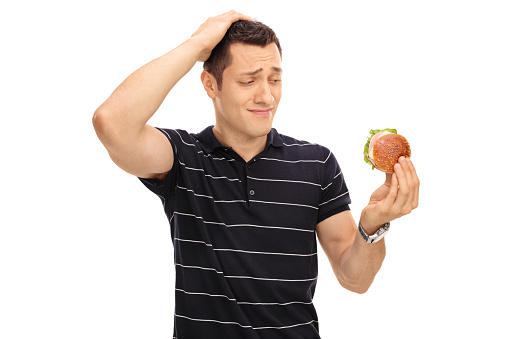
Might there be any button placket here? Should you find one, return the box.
[246,160,256,201]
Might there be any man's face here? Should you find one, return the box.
[213,43,282,141]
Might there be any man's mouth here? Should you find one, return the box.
[249,108,272,116]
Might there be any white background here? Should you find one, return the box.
[1,0,508,338]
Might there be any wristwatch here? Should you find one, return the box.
[358,221,390,243]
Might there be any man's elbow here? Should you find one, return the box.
[338,279,372,294]
[92,108,122,149]
[92,108,108,138]
[348,284,371,294]
[336,266,380,294]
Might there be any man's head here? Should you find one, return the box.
[201,19,283,145]
[203,20,282,90]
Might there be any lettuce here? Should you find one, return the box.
[363,128,398,169]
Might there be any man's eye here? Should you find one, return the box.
[240,81,254,85]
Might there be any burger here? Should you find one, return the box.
[364,128,411,173]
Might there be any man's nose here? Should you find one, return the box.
[254,81,274,105]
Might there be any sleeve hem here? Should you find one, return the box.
[317,205,350,224]
[137,127,177,194]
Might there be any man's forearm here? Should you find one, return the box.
[336,230,386,294]
[94,38,203,134]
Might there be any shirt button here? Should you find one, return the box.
[247,165,251,169]
[249,190,255,196]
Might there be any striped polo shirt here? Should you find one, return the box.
[139,126,351,339]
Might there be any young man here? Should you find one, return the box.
[93,10,419,338]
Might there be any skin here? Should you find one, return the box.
[202,43,282,162]
[92,10,420,294]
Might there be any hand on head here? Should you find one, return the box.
[191,11,253,62]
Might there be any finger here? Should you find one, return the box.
[393,158,411,213]
[407,158,420,209]
[223,10,253,22]
[401,158,416,213]
[235,12,254,21]
[385,169,398,206]
[399,157,417,214]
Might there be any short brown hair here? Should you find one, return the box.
[203,20,282,90]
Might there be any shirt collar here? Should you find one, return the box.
[196,125,284,153]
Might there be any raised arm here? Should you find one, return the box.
[92,11,252,180]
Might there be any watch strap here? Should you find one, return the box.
[358,221,390,243]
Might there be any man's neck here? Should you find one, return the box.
[212,126,267,162]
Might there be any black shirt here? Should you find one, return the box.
[139,126,351,339]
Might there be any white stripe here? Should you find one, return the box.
[172,211,314,233]
[176,314,251,329]
[175,288,312,306]
[175,263,317,282]
[157,128,173,142]
[237,300,313,306]
[174,130,196,147]
[254,319,318,330]
[178,160,241,181]
[178,159,204,172]
[321,171,342,191]
[198,151,236,162]
[177,185,246,203]
[176,288,236,302]
[175,238,213,247]
[259,157,327,164]
[173,129,238,164]
[250,199,318,210]
[173,130,235,162]
[322,150,332,163]
[177,185,215,200]
[216,222,314,233]
[205,174,241,182]
[175,263,224,274]
[319,191,349,206]
[214,248,317,257]
[177,186,318,208]
[260,150,331,164]
[282,142,317,147]
[224,275,317,282]
[247,176,321,187]
[176,314,318,330]
[175,237,317,257]
[173,211,204,220]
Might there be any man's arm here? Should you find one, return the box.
[92,11,252,180]
[316,157,419,294]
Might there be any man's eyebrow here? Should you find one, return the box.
[239,67,283,76]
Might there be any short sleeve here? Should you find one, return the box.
[317,149,351,223]
[138,128,178,208]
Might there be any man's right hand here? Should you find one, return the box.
[191,10,253,62]
[93,10,251,182]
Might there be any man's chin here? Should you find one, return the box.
[251,123,273,138]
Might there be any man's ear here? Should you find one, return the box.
[201,70,218,99]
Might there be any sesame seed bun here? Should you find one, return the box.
[371,133,411,173]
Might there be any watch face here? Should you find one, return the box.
[376,227,387,237]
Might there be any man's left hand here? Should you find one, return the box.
[360,156,420,234]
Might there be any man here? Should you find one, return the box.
[93,10,419,339]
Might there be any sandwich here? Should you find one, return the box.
[364,128,411,173]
